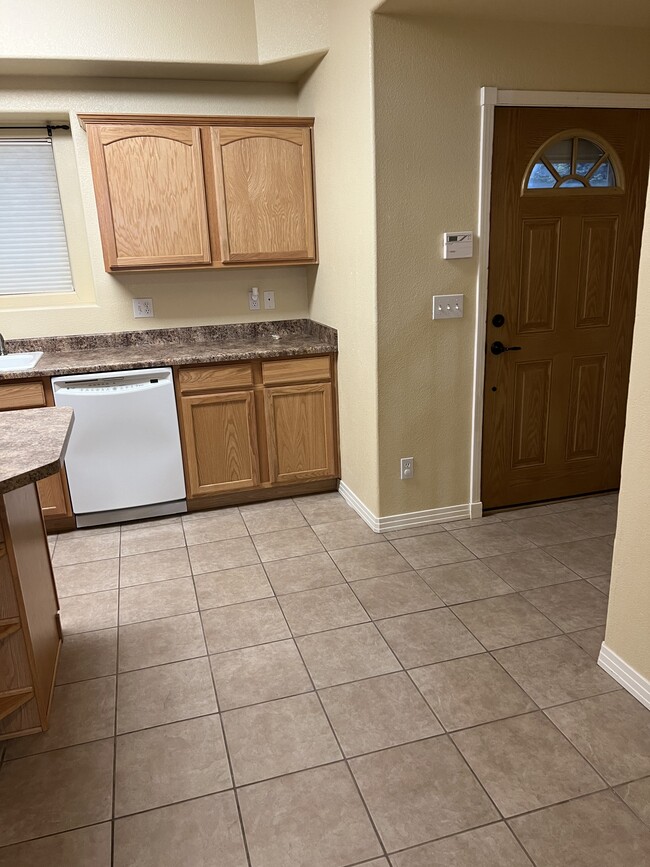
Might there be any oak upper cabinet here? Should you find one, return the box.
[211,126,317,264]
[263,357,337,484]
[80,115,317,271]
[85,124,212,270]
[177,365,260,498]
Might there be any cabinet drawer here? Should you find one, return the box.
[0,382,46,411]
[262,356,331,386]
[178,364,254,394]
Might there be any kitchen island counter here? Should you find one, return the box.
[0,406,72,739]
[0,407,74,493]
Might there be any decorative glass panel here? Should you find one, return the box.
[576,138,604,175]
[590,160,616,187]
[525,134,619,192]
[545,138,572,177]
[528,162,556,189]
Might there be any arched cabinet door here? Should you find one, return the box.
[211,127,317,264]
[87,124,212,270]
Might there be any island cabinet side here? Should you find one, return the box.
[0,483,61,739]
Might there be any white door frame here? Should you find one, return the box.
[469,87,650,516]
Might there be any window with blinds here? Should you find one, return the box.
[0,138,74,295]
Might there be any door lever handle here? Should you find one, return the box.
[491,341,522,355]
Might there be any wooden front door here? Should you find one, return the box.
[482,107,650,510]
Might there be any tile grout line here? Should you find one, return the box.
[268,584,392,863]
[183,511,255,867]
[110,522,122,863]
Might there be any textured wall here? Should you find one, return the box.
[605,180,650,681]
[0,0,259,64]
[255,0,328,63]
[373,13,650,516]
[298,0,381,514]
[0,78,308,338]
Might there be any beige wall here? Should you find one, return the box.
[0,77,309,339]
[605,179,650,682]
[0,0,259,65]
[255,0,328,62]
[298,0,382,513]
[373,13,650,516]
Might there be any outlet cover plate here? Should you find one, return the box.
[133,298,154,318]
[400,457,414,480]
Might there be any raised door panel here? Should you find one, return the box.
[518,219,560,333]
[511,360,553,468]
[565,355,607,461]
[576,216,618,328]
[87,124,211,269]
[181,392,259,498]
[265,383,336,484]
[212,127,316,263]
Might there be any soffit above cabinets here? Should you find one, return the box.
[0,51,327,84]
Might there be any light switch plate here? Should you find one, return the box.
[432,294,464,320]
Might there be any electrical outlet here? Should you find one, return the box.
[400,457,414,480]
[133,298,154,318]
[263,290,276,310]
[249,287,261,311]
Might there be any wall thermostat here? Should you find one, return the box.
[443,232,473,259]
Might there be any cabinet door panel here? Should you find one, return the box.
[212,127,316,263]
[181,392,259,497]
[36,471,71,518]
[265,383,336,484]
[88,124,211,269]
[0,383,45,411]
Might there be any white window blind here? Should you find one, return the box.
[0,138,74,295]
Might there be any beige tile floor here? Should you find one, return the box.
[1,491,649,866]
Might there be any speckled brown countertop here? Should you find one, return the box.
[0,319,337,381]
[0,407,74,494]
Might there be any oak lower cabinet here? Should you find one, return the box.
[180,391,260,497]
[177,355,338,504]
[262,357,338,484]
[0,381,72,523]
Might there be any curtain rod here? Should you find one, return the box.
[0,124,70,136]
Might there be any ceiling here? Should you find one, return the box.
[377,0,650,29]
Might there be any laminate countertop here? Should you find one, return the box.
[0,407,74,494]
[0,319,337,381]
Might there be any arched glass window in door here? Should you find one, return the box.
[525,132,622,192]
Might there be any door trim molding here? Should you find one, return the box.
[470,87,650,514]
[598,642,650,710]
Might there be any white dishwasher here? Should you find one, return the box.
[52,367,186,527]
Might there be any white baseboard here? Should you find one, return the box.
[338,481,472,533]
[598,643,650,711]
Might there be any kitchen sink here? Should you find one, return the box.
[0,352,43,371]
